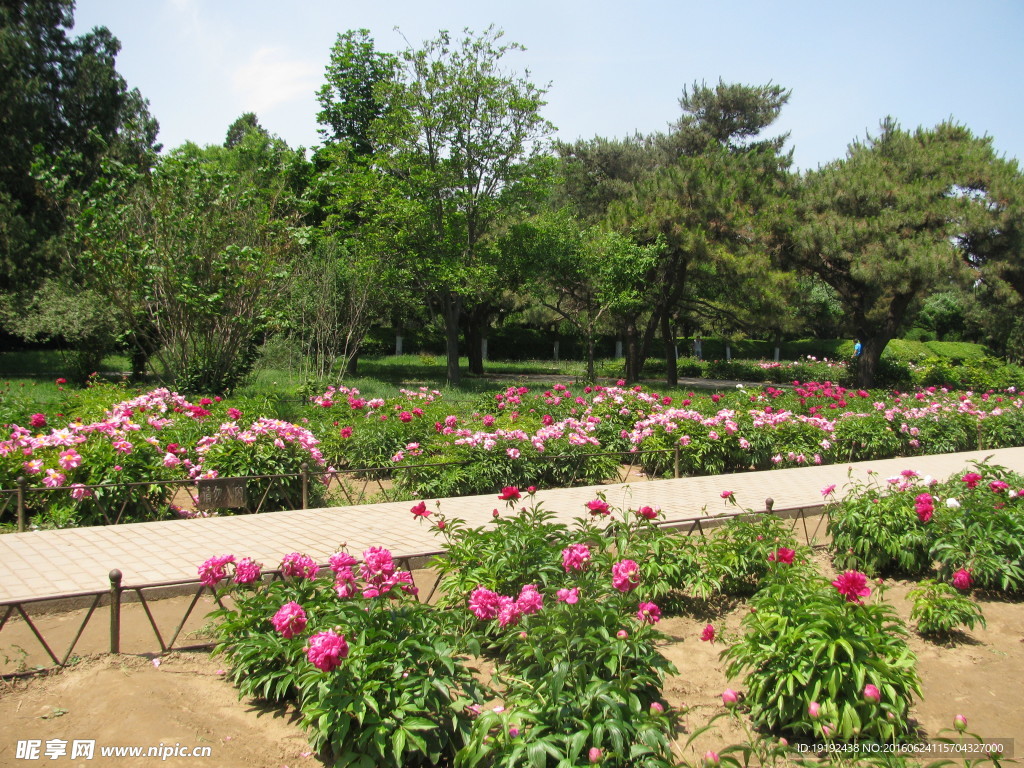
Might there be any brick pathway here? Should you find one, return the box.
[2,447,1023,603]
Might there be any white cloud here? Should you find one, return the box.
[231,47,320,113]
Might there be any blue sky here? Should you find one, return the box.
[73,0,1023,170]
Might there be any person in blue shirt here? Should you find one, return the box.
[854,339,862,357]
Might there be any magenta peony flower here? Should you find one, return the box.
[586,498,611,515]
[233,557,262,584]
[768,547,795,564]
[497,595,522,627]
[271,601,307,638]
[832,570,871,603]
[561,543,591,572]
[306,629,348,671]
[516,584,544,615]
[498,486,521,501]
[468,587,501,620]
[700,624,716,643]
[952,568,973,590]
[636,505,658,520]
[328,551,358,573]
[636,602,661,624]
[962,472,983,489]
[821,484,837,497]
[611,559,640,593]
[360,547,395,581]
[720,490,733,499]
[198,554,236,587]
[280,552,319,580]
[410,500,430,517]
[29,413,46,429]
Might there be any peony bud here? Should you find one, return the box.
[954,714,968,732]
[808,701,821,719]
[703,751,721,768]
[863,683,881,703]
[650,702,664,714]
[588,747,602,763]
[721,689,739,707]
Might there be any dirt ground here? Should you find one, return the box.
[1,560,1022,768]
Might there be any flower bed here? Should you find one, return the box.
[204,468,1018,766]
[3,376,1024,529]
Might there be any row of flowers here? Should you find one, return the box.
[4,377,1024,526]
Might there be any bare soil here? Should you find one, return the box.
[1,560,1022,768]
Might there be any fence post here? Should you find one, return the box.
[109,569,123,654]
[300,462,309,510]
[16,476,27,532]
[765,497,775,514]
[673,446,680,479]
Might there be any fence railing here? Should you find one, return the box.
[1,501,830,677]
[1,448,683,532]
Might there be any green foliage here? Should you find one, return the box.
[212,561,485,768]
[828,462,1024,593]
[722,563,921,742]
[907,580,986,638]
[695,513,800,597]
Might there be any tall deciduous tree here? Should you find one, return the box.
[70,131,303,393]
[375,26,554,384]
[793,118,1010,387]
[0,0,158,290]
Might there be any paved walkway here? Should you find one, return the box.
[3,447,1023,603]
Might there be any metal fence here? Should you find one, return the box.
[1,447,684,532]
[0,499,831,677]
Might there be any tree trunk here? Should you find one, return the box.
[585,336,596,382]
[466,318,483,375]
[442,298,462,385]
[625,322,640,383]
[661,311,677,387]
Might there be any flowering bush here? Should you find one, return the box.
[721,561,921,742]
[829,462,1024,592]
[209,548,485,768]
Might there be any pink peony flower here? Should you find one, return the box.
[280,552,319,580]
[271,601,307,638]
[556,587,579,604]
[768,547,795,564]
[233,557,262,584]
[517,584,544,614]
[952,568,973,590]
[468,587,501,620]
[586,498,611,515]
[589,747,603,764]
[561,543,591,572]
[636,602,661,624]
[832,570,871,603]
[328,551,359,572]
[700,624,716,643]
[821,484,837,497]
[720,490,733,499]
[360,547,396,580]
[306,629,348,671]
[611,559,640,592]
[58,449,82,470]
[198,554,236,587]
[497,595,522,627]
